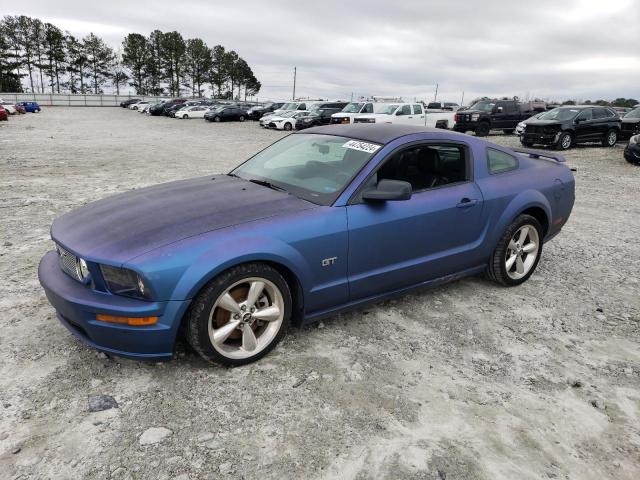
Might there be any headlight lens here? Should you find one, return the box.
[471,113,480,121]
[100,265,151,300]
[77,258,90,281]
[631,135,639,144]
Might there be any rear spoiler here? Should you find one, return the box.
[511,147,566,163]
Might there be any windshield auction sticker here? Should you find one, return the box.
[342,140,381,154]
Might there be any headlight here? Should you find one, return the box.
[471,113,480,121]
[100,265,151,300]
[631,135,638,144]
[517,122,525,128]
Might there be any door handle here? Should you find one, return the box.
[408,116,413,119]
[456,198,478,208]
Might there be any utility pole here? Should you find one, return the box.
[434,83,438,102]
[461,91,465,106]
[292,67,297,100]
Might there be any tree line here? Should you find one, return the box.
[0,15,261,100]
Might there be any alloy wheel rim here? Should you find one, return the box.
[608,131,617,145]
[505,225,539,280]
[207,277,284,359]
[561,135,571,149]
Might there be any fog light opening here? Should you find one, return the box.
[96,314,159,326]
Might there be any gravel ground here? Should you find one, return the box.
[1,108,639,480]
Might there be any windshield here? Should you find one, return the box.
[538,108,580,121]
[342,103,364,113]
[376,104,399,115]
[469,101,495,111]
[278,111,296,118]
[281,103,298,110]
[624,107,640,119]
[232,134,380,205]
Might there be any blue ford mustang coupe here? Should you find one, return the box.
[39,125,575,365]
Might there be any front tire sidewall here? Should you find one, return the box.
[284,123,293,131]
[214,116,221,122]
[556,132,572,150]
[186,263,292,366]
[603,129,617,147]
[475,123,490,137]
[488,214,543,287]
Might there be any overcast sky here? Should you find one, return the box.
[7,0,640,102]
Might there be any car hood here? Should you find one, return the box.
[51,175,316,264]
[622,118,640,124]
[526,119,562,127]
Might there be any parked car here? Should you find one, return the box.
[120,98,141,108]
[296,107,347,130]
[330,102,376,124]
[521,106,621,150]
[454,99,546,136]
[14,103,26,114]
[0,101,17,115]
[620,107,640,139]
[149,99,185,116]
[38,124,575,365]
[624,135,640,164]
[426,101,460,111]
[0,105,8,121]
[139,103,153,114]
[272,101,311,116]
[129,101,150,111]
[515,112,546,136]
[265,110,309,130]
[204,106,248,122]
[613,106,631,116]
[18,101,41,113]
[175,105,212,119]
[354,103,456,129]
[247,102,286,120]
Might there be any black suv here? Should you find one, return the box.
[621,107,640,140]
[120,98,141,108]
[204,106,247,122]
[454,99,545,136]
[295,104,349,130]
[521,106,621,150]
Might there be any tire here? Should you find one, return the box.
[239,116,245,122]
[475,122,490,137]
[283,122,293,131]
[503,129,515,135]
[182,114,188,119]
[214,116,221,122]
[555,132,572,150]
[185,263,292,366]
[602,129,617,147]
[486,214,543,287]
[521,139,534,148]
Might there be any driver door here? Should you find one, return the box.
[346,142,485,300]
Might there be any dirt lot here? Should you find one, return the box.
[1,108,639,480]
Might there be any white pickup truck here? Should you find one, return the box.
[353,103,456,129]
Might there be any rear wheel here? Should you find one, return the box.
[475,122,490,136]
[602,129,617,147]
[486,214,543,287]
[185,263,292,366]
[555,132,572,150]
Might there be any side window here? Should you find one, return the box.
[396,105,412,116]
[298,103,306,110]
[363,103,374,113]
[413,104,423,114]
[376,144,468,191]
[505,102,517,113]
[576,109,593,121]
[593,107,609,119]
[487,148,518,174]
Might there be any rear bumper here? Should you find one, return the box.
[38,251,190,360]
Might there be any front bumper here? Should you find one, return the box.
[453,122,477,132]
[38,251,190,360]
[624,143,640,164]
[521,132,560,145]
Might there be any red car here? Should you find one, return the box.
[0,105,8,121]
[14,103,26,114]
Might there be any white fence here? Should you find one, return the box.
[0,93,222,107]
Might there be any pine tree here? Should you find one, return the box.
[122,33,149,94]
[83,33,114,94]
[184,38,211,97]
[43,23,65,93]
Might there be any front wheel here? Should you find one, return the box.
[602,129,618,147]
[486,214,543,287]
[239,115,245,122]
[283,122,293,131]
[182,114,188,119]
[185,263,292,366]
[555,132,572,150]
[214,116,221,122]
[475,122,490,136]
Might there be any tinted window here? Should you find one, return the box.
[363,103,374,113]
[576,109,593,121]
[504,102,517,113]
[298,103,306,110]
[413,104,423,114]
[397,105,412,116]
[593,107,609,119]
[487,148,518,174]
[376,144,468,191]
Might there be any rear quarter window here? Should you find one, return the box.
[487,148,518,174]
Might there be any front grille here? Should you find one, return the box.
[57,245,81,281]
[622,123,637,133]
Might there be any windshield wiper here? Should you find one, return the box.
[247,178,286,192]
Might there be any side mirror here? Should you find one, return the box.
[362,179,412,202]
[575,117,584,124]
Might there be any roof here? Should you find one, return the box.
[298,124,462,145]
